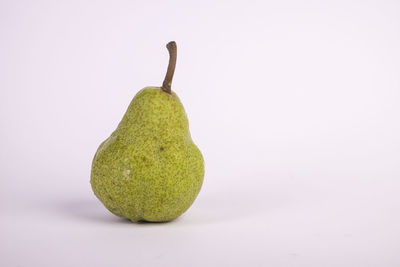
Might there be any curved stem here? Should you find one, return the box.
[161,41,177,94]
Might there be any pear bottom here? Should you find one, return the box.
[91,162,203,223]
[90,137,204,223]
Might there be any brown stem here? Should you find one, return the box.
[161,41,177,94]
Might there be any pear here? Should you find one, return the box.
[90,41,204,222]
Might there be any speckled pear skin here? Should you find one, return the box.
[90,87,204,222]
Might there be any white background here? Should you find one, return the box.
[1,0,400,266]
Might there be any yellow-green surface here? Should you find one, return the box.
[91,87,204,222]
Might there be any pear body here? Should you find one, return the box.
[91,87,204,222]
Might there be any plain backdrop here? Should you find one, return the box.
[1,0,400,266]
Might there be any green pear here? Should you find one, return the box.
[90,41,204,222]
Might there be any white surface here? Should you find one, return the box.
[1,0,400,266]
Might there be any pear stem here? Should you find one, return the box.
[161,41,177,94]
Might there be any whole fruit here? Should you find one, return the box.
[91,41,204,222]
